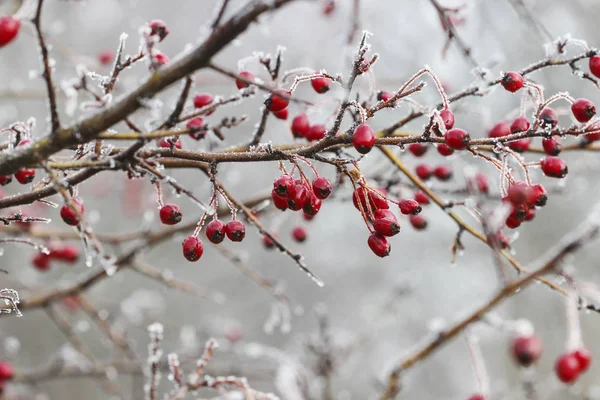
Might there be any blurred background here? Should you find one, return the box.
[2,0,600,399]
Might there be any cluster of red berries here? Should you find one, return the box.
[0,16,20,47]
[32,244,80,271]
[555,347,592,384]
[290,114,327,141]
[181,219,246,262]
[0,139,36,186]
[158,136,182,149]
[271,174,332,216]
[503,182,547,229]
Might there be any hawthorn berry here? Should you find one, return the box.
[353,187,389,211]
[14,168,35,184]
[415,164,432,180]
[292,226,308,242]
[291,114,310,138]
[0,361,14,382]
[433,165,453,181]
[187,118,206,140]
[367,232,391,257]
[148,19,169,41]
[512,335,542,367]
[590,55,600,78]
[501,71,524,92]
[303,212,314,221]
[303,192,322,216]
[584,130,600,144]
[306,124,326,141]
[60,199,84,226]
[205,219,226,244]
[530,184,548,207]
[539,108,558,128]
[414,190,430,205]
[0,176,11,186]
[159,204,182,225]
[236,71,255,89]
[273,108,288,120]
[467,395,485,400]
[0,17,20,47]
[507,182,532,206]
[489,121,510,139]
[524,206,536,221]
[542,137,562,156]
[271,190,288,211]
[159,137,182,149]
[510,117,531,133]
[540,156,568,178]
[193,93,214,109]
[409,214,427,230]
[311,76,330,94]
[377,90,393,102]
[225,220,246,242]
[555,353,581,384]
[505,214,521,229]
[265,89,291,112]
[399,199,421,215]
[152,52,169,67]
[511,139,531,152]
[444,128,470,150]
[312,176,332,199]
[408,143,428,157]
[288,183,310,211]
[262,234,276,249]
[571,98,596,123]
[372,209,400,237]
[32,252,51,271]
[353,123,376,154]
[98,49,114,65]
[273,175,295,198]
[51,245,80,263]
[574,347,592,372]
[437,143,454,157]
[439,108,455,130]
[182,236,203,262]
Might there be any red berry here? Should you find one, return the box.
[32,252,51,271]
[542,137,562,156]
[182,236,203,262]
[225,220,246,242]
[585,131,600,143]
[303,212,314,221]
[158,137,182,149]
[14,168,35,184]
[236,71,255,89]
[439,108,455,130]
[148,19,169,41]
[399,199,421,215]
[303,192,322,216]
[0,361,14,381]
[372,209,400,237]
[51,245,80,263]
[409,214,427,230]
[288,183,310,211]
[501,71,524,93]
[312,176,332,200]
[540,156,568,178]
[433,165,453,181]
[292,226,308,242]
[574,348,592,372]
[352,187,389,211]
[507,182,532,206]
[539,108,558,128]
[0,17,20,47]
[511,117,531,133]
[524,206,536,221]
[512,335,542,367]
[529,184,547,207]
[367,232,391,257]
[377,91,393,102]
[271,190,288,211]
[306,124,326,141]
[205,219,226,244]
[590,55,600,78]
[273,175,295,198]
[98,49,114,65]
[437,143,454,156]
[571,98,596,123]
[408,143,428,157]
[505,214,521,229]
[291,114,310,138]
[187,118,206,140]
[323,0,336,15]
[414,190,430,205]
[193,93,214,109]
[262,234,276,249]
[467,395,485,400]
[159,204,182,225]
[311,77,330,94]
[273,108,288,120]
[265,89,290,112]
[353,123,376,154]
[153,52,169,67]
[0,176,11,186]
[511,139,531,153]
[415,164,432,181]
[489,121,510,139]
[555,353,581,384]
[60,199,84,226]
[444,128,470,150]
[473,173,489,194]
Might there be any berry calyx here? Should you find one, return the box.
[60,199,84,226]
[540,156,568,178]
[311,76,330,94]
[205,219,226,244]
[236,71,255,89]
[399,199,421,215]
[0,17,20,47]
[291,114,310,138]
[312,176,332,200]
[273,108,288,120]
[439,108,455,130]
[409,214,427,230]
[273,175,295,198]
[182,236,203,262]
[292,226,308,242]
[555,353,581,384]
[539,108,558,128]
[352,123,376,154]
[372,209,400,237]
[501,71,524,92]
[225,220,246,242]
[367,232,391,257]
[542,137,562,156]
[408,143,428,157]
[265,89,291,112]
[159,204,182,225]
[306,124,326,141]
[14,168,35,184]
[512,335,542,367]
[433,165,453,181]
[530,184,548,207]
[444,128,470,150]
[571,98,596,123]
[415,164,432,181]
[193,93,214,109]
[590,55,600,78]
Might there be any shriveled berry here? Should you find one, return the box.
[312,176,332,199]
[303,192,322,216]
[0,361,14,381]
[437,143,454,156]
[377,91,393,102]
[501,71,524,93]
[353,123,376,154]
[433,165,452,181]
[444,128,470,150]
[571,98,596,123]
[182,236,203,262]
[193,93,214,109]
[288,183,310,211]
[512,335,542,367]
[311,77,330,94]
[159,204,182,225]
[271,190,288,211]
[60,199,84,226]
[225,220,246,242]
[265,89,290,112]
[440,108,455,130]
[399,199,421,215]
[236,71,255,89]
[158,137,182,149]
[372,209,400,237]
[14,168,35,184]
[414,190,430,205]
[489,121,510,138]
[291,114,310,138]
[205,219,226,244]
[273,108,288,120]
[148,19,169,41]
[555,353,581,384]
[273,175,295,198]
[415,164,432,180]
[542,137,562,156]
[590,55,600,78]
[409,214,427,230]
[51,245,80,263]
[367,232,391,257]
[408,143,427,157]
[574,348,592,372]
[187,118,206,140]
[32,252,51,271]
[0,176,11,186]
[539,108,558,128]
[306,124,326,141]
[540,156,568,178]
[292,226,308,242]
[0,17,20,47]
[98,49,114,65]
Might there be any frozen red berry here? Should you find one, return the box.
[311,76,330,94]
[408,143,427,157]
[273,108,288,120]
[148,19,169,41]
[187,118,206,140]
[182,236,203,261]
[437,143,454,156]
[292,226,308,242]
[372,209,400,237]
[399,199,421,215]
[312,176,332,200]
[409,214,427,230]
[273,175,295,198]
[152,52,169,67]
[193,93,214,109]
[539,108,558,128]
[158,137,182,149]
[60,199,84,226]
[236,71,255,89]
[377,90,393,102]
[0,175,11,186]
[303,192,322,216]
[414,190,430,205]
[271,190,288,211]
[14,168,35,184]
[205,219,226,244]
[0,361,14,381]
[262,234,276,249]
[287,183,310,211]
[159,204,182,225]
[265,89,290,112]
[529,184,547,207]
[489,121,510,139]
[501,71,524,93]
[571,98,596,123]
[574,347,592,373]
[306,124,326,141]
[512,335,542,367]
[433,165,453,181]
[0,17,20,47]
[540,156,568,178]
[353,123,376,154]
[51,245,80,263]
[590,55,600,78]
[439,108,455,130]
[415,164,432,180]
[225,220,246,242]
[542,137,562,156]
[32,252,51,271]
[367,232,391,257]
[511,117,531,134]
[444,128,469,150]
[98,49,114,65]
[291,114,310,138]
[555,353,581,384]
